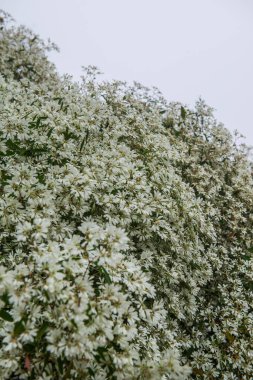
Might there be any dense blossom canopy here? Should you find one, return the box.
[0,10,253,380]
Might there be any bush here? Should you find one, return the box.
[0,9,253,380]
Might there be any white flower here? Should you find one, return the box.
[0,10,252,378]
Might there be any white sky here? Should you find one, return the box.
[1,0,253,145]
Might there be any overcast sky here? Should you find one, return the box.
[1,0,253,145]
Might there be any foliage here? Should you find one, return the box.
[0,9,253,380]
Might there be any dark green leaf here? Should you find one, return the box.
[37,173,45,184]
[99,266,112,284]
[181,106,186,120]
[242,255,251,261]
[0,293,9,305]
[85,130,89,144]
[23,343,35,354]
[79,137,86,152]
[0,309,13,322]
[57,358,64,374]
[36,322,49,342]
[88,367,95,376]
[47,127,54,138]
[36,116,48,128]
[14,320,26,336]
[163,117,174,129]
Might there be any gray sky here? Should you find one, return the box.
[1,0,253,145]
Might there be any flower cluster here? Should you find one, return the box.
[0,221,188,379]
[0,9,253,380]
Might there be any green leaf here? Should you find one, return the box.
[243,279,253,291]
[47,127,54,138]
[0,309,13,322]
[242,255,251,261]
[98,266,112,284]
[36,322,49,342]
[30,99,40,106]
[79,137,86,152]
[6,139,19,151]
[180,106,186,120]
[225,331,235,344]
[96,346,107,361]
[57,358,64,374]
[23,343,35,354]
[36,116,48,128]
[14,320,26,336]
[88,367,95,376]
[85,130,89,144]
[163,117,174,129]
[0,292,9,305]
[37,172,45,184]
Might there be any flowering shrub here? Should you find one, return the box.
[0,9,253,380]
